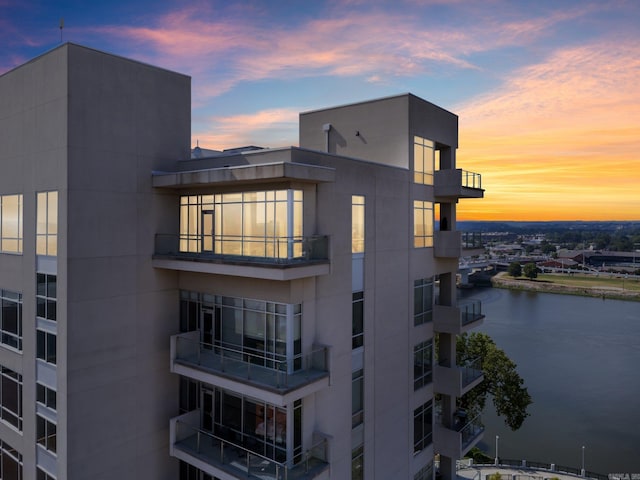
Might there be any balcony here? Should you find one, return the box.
[433,300,484,335]
[170,410,329,480]
[434,412,484,459]
[434,169,484,201]
[434,357,484,397]
[153,234,330,281]
[434,230,462,258]
[171,332,330,407]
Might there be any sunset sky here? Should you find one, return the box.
[1,0,638,221]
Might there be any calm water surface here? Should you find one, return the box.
[461,288,640,474]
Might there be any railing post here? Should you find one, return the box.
[196,430,201,452]
[220,441,224,462]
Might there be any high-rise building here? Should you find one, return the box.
[0,43,484,480]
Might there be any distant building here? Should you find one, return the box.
[0,43,485,480]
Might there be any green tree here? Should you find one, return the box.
[523,262,538,280]
[457,332,532,430]
[507,262,522,277]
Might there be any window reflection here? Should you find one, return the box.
[179,189,303,258]
[37,191,57,256]
[414,136,435,185]
[0,194,23,254]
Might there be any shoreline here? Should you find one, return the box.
[490,272,640,302]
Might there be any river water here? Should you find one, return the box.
[460,287,640,475]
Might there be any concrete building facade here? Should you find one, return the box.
[0,43,485,480]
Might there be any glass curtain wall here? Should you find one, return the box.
[180,291,302,372]
[179,190,303,259]
[202,387,302,464]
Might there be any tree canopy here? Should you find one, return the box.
[457,332,532,430]
[523,262,538,280]
[507,262,522,277]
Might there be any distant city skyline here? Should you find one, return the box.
[1,0,638,221]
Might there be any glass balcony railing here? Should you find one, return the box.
[461,357,483,388]
[154,234,329,265]
[461,170,482,190]
[459,299,483,326]
[173,334,329,391]
[173,417,329,480]
[460,414,485,450]
[462,232,483,249]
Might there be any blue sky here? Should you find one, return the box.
[1,0,639,220]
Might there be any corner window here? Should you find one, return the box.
[414,400,433,453]
[36,415,56,454]
[36,274,57,322]
[352,292,364,349]
[352,369,364,428]
[413,201,433,248]
[414,278,433,326]
[37,191,58,256]
[36,330,56,365]
[413,339,433,390]
[414,136,434,185]
[352,195,365,253]
[0,194,23,254]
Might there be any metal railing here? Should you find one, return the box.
[462,232,484,249]
[459,299,484,326]
[174,420,328,480]
[174,335,329,390]
[472,459,608,480]
[462,170,482,190]
[460,414,484,449]
[154,234,329,265]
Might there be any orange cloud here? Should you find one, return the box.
[456,40,640,221]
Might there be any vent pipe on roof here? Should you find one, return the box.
[322,123,332,153]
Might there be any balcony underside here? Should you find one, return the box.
[172,358,329,408]
[153,255,330,280]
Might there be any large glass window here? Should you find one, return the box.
[179,190,303,259]
[179,291,302,371]
[352,292,364,349]
[413,400,433,453]
[208,387,300,464]
[413,278,434,326]
[414,340,433,391]
[352,195,365,253]
[0,194,23,254]
[414,136,434,185]
[0,290,22,351]
[37,274,57,322]
[413,200,433,248]
[36,414,57,454]
[37,191,58,256]
[0,440,22,479]
[0,366,22,431]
